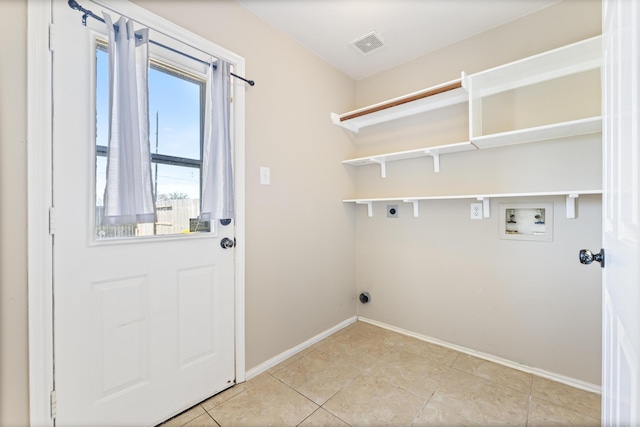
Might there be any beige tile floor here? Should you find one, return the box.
[160,321,601,427]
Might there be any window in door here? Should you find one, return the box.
[95,42,210,239]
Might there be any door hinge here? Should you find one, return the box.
[50,390,57,419]
[49,207,55,235]
[49,23,55,52]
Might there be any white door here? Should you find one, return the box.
[602,0,640,424]
[52,1,236,425]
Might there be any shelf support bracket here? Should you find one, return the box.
[356,200,373,217]
[403,199,420,217]
[566,194,579,219]
[424,150,440,173]
[371,158,387,178]
[477,197,491,218]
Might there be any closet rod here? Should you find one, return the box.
[340,81,462,121]
[67,0,255,86]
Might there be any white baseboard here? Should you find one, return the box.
[245,316,357,380]
[358,316,601,395]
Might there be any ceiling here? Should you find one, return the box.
[236,0,561,80]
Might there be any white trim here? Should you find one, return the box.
[245,317,357,380]
[358,316,602,395]
[27,1,54,426]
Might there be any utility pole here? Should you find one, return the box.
[154,110,159,235]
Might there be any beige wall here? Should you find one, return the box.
[130,0,358,370]
[352,0,603,385]
[0,0,29,425]
[0,1,604,425]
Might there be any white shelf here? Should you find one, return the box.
[466,36,602,98]
[344,190,602,219]
[343,141,477,176]
[472,116,602,149]
[468,36,602,143]
[331,75,468,133]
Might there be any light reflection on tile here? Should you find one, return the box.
[453,353,533,394]
[414,369,529,426]
[528,397,600,426]
[323,373,427,427]
[531,376,601,420]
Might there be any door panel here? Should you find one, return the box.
[602,0,640,423]
[52,1,235,425]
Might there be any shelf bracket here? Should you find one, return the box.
[566,193,579,219]
[477,197,491,218]
[356,200,373,217]
[370,158,387,178]
[403,199,420,217]
[424,150,440,173]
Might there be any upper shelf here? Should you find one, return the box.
[331,75,468,133]
[466,36,602,98]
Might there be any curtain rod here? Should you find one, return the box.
[67,0,255,86]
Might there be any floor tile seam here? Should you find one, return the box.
[528,394,602,420]
[318,368,370,410]
[365,355,453,401]
[410,391,440,427]
[352,370,434,409]
[268,371,322,413]
[525,394,532,426]
[158,404,206,427]
[447,364,534,396]
[183,410,220,427]
[296,407,353,427]
[315,401,355,427]
[201,387,249,412]
[368,372,439,403]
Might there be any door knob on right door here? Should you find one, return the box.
[579,248,605,268]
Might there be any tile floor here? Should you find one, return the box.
[160,321,601,427]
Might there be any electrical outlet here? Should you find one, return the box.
[387,205,399,218]
[470,202,483,220]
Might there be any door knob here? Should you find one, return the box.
[220,237,235,249]
[579,248,605,268]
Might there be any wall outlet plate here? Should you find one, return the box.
[387,205,399,218]
[470,202,483,220]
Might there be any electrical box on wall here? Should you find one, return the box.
[499,203,553,242]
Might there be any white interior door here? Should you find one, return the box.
[52,1,236,425]
[602,0,640,424]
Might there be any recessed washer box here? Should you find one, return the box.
[499,203,553,242]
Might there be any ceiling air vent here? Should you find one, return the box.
[349,31,387,56]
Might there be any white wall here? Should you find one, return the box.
[351,0,603,385]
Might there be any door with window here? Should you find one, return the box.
[52,1,240,425]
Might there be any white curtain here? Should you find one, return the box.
[201,59,235,220]
[101,14,156,225]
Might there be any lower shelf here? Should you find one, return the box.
[344,190,602,219]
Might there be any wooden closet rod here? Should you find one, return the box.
[340,81,463,122]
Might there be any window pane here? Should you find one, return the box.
[149,66,202,160]
[95,44,207,240]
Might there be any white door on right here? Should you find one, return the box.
[602,0,640,424]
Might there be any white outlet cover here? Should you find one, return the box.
[260,166,270,185]
[470,202,483,220]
